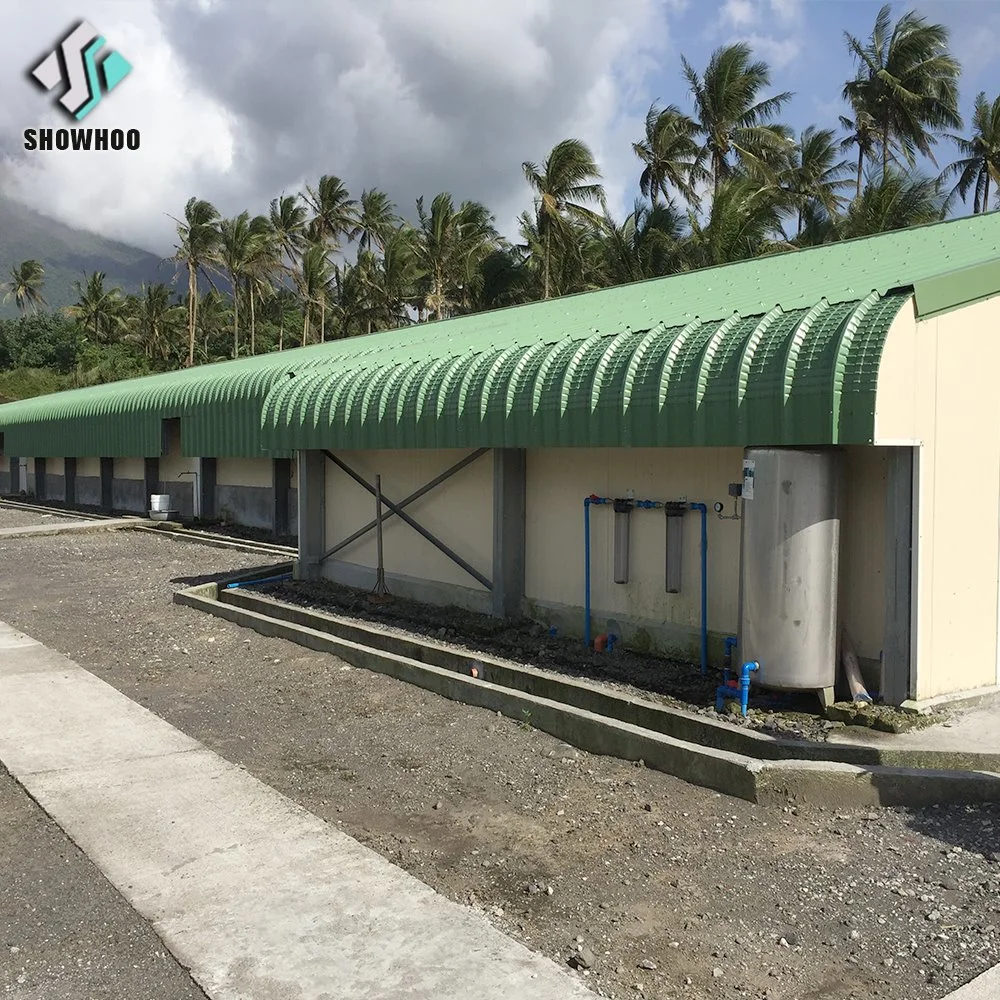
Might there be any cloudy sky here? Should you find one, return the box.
[2,0,996,255]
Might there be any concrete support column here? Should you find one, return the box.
[144,458,159,514]
[8,457,17,494]
[491,448,526,619]
[64,458,77,507]
[100,458,114,513]
[273,458,292,538]
[199,458,217,520]
[883,447,916,705]
[34,458,47,501]
[295,450,326,580]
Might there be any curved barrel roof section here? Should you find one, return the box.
[3,211,999,457]
[261,292,911,451]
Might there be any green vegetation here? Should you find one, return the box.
[1,4,995,402]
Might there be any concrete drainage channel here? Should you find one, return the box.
[175,571,1000,809]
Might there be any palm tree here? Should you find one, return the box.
[684,177,792,268]
[633,103,706,206]
[843,4,962,182]
[303,175,358,251]
[268,194,309,271]
[298,242,336,344]
[782,126,854,235]
[217,212,256,358]
[245,215,280,355]
[356,189,400,253]
[941,92,1000,214]
[415,195,502,320]
[171,197,220,367]
[66,271,125,343]
[839,95,883,199]
[522,139,605,299]
[681,43,794,191]
[2,260,47,314]
[838,169,946,238]
[123,283,185,365]
[601,200,686,284]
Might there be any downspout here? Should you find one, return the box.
[690,502,708,675]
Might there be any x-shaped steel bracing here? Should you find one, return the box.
[320,449,492,591]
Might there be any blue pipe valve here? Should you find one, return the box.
[715,660,760,718]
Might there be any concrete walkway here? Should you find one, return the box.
[827,700,1000,755]
[943,962,1000,999]
[0,517,146,539]
[0,621,590,1000]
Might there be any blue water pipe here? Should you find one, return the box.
[583,495,709,674]
[724,636,738,668]
[225,572,293,590]
[689,502,708,676]
[716,660,760,717]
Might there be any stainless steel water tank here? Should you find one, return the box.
[738,448,841,692]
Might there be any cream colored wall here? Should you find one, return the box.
[115,457,144,480]
[160,455,198,482]
[324,449,493,591]
[77,457,100,477]
[525,448,744,635]
[47,457,64,475]
[838,447,888,661]
[526,446,888,660]
[217,457,273,489]
[875,295,1000,699]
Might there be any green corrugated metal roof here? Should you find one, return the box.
[260,293,908,449]
[1,211,999,457]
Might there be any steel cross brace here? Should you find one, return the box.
[321,449,493,591]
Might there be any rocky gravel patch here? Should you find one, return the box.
[0,525,996,1000]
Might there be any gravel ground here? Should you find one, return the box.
[0,519,997,1000]
[0,767,207,1000]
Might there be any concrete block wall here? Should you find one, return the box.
[76,457,102,508]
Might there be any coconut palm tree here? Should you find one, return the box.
[941,92,1000,214]
[268,194,309,271]
[838,169,946,238]
[356,189,401,253]
[601,200,686,285]
[782,126,854,235]
[633,103,706,206]
[298,242,336,344]
[681,43,794,192]
[843,4,962,182]
[65,271,125,344]
[303,175,357,251]
[171,197,220,367]
[245,215,280,355]
[683,177,793,269]
[522,138,605,300]
[217,212,257,358]
[839,95,883,200]
[123,283,185,365]
[2,260,47,314]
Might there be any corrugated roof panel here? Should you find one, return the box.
[258,292,910,450]
[3,210,998,458]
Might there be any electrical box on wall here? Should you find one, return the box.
[742,458,755,500]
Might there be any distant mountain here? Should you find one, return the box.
[0,196,180,317]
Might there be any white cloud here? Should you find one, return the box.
[1,0,675,254]
[741,32,801,69]
[721,0,757,29]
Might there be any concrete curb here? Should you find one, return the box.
[174,583,1000,808]
[219,588,1000,775]
[0,517,153,539]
